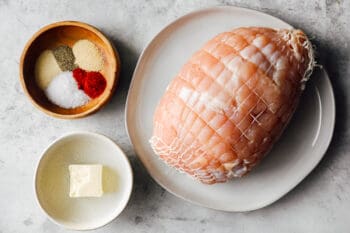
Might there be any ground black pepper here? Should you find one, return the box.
[52,45,76,71]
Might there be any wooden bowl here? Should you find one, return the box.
[20,21,120,119]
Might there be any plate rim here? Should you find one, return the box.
[125,6,336,212]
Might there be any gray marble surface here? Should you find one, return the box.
[0,0,349,232]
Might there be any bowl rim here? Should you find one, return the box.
[33,131,133,230]
[19,20,121,119]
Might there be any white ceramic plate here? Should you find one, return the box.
[35,132,133,230]
[125,6,335,212]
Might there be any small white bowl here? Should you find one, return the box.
[34,132,133,230]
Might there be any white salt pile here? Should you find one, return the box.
[45,71,90,109]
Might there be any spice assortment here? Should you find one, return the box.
[35,39,106,109]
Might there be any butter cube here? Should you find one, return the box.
[69,164,103,198]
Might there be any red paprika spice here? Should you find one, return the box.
[72,68,86,90]
[84,71,106,98]
[72,68,106,98]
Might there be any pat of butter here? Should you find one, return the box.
[69,164,103,198]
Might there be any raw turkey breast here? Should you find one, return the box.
[150,27,314,184]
